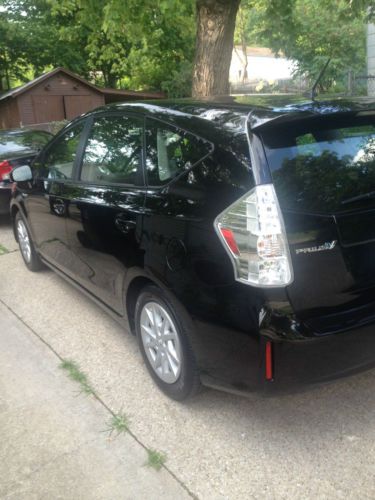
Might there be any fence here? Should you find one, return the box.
[349,72,375,96]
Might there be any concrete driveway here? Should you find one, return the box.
[1,214,375,499]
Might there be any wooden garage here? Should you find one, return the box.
[0,68,105,129]
[0,67,164,130]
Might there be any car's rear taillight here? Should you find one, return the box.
[214,184,293,287]
[0,160,13,181]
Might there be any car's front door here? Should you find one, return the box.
[63,112,146,314]
[26,120,87,273]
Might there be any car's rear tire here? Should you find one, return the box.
[135,285,201,401]
[15,212,43,272]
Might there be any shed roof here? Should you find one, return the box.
[0,67,164,102]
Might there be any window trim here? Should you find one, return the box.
[144,116,214,189]
[76,111,146,189]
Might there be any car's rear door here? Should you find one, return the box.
[62,112,146,314]
[259,112,375,334]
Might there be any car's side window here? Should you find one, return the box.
[145,118,213,186]
[42,122,85,180]
[80,114,143,185]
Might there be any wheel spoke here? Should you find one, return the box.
[141,323,156,339]
[145,306,154,326]
[162,355,170,375]
[153,348,162,369]
[161,317,170,336]
[162,332,175,342]
[166,343,179,364]
[165,351,178,376]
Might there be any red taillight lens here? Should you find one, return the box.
[219,227,240,256]
[0,160,13,181]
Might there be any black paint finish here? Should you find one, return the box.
[10,97,375,395]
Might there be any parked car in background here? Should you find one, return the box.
[9,97,375,400]
[0,129,52,215]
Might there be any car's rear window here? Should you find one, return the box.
[260,115,375,214]
[0,131,51,157]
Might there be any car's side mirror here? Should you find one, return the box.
[10,165,33,182]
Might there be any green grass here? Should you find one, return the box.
[0,243,9,255]
[106,412,130,436]
[145,449,167,471]
[59,359,94,395]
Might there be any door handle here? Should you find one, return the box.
[115,218,136,234]
[50,198,66,217]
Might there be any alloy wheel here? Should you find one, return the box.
[17,219,31,263]
[140,301,182,384]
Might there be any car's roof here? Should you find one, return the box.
[84,94,375,136]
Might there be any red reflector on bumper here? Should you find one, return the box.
[265,341,273,381]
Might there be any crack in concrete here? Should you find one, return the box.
[0,297,198,500]
[0,249,19,256]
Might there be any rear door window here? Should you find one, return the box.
[145,118,212,186]
[261,116,375,214]
[80,114,143,185]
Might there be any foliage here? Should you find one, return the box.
[47,0,195,91]
[106,412,130,436]
[103,0,195,91]
[59,359,94,394]
[0,0,195,93]
[0,0,372,96]
[145,448,167,471]
[241,0,369,92]
[0,0,89,89]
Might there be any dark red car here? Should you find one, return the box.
[0,129,52,215]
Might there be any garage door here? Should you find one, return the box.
[64,96,95,120]
[32,95,64,123]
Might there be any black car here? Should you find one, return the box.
[9,96,375,400]
[0,129,52,214]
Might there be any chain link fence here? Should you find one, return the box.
[349,73,375,96]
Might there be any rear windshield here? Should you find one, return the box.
[0,131,51,158]
[261,115,375,214]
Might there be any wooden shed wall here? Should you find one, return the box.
[0,99,20,129]
[18,72,104,126]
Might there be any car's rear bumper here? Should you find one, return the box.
[0,185,11,215]
[196,312,375,397]
[265,322,375,392]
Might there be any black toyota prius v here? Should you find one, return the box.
[9,96,375,400]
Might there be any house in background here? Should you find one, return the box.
[0,67,164,130]
[229,46,296,93]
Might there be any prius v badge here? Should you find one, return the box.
[295,241,337,255]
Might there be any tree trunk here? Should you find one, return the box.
[192,0,241,97]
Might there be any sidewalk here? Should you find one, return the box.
[0,301,191,500]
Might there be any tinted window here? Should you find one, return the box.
[42,123,84,179]
[81,115,143,185]
[145,119,212,186]
[261,116,375,214]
